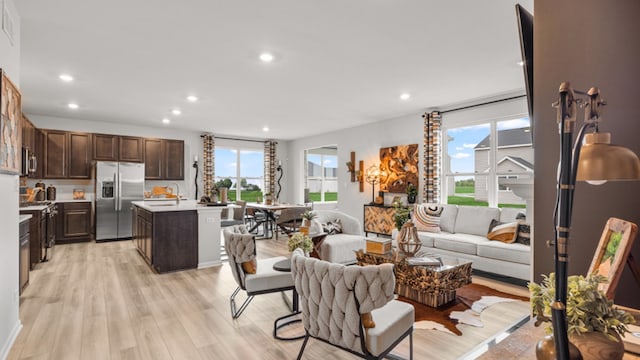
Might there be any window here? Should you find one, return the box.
[214,147,264,202]
[305,146,338,202]
[444,117,531,209]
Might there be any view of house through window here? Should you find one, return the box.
[305,146,338,202]
[445,117,532,209]
[214,147,264,202]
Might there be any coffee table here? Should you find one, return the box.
[355,249,472,307]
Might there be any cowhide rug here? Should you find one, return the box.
[397,283,528,336]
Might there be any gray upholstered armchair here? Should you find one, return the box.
[291,248,414,359]
[223,225,294,318]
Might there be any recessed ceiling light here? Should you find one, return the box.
[59,74,74,82]
[162,118,170,124]
[400,93,411,101]
[67,103,79,109]
[517,60,525,66]
[259,53,274,63]
[262,126,269,132]
[172,109,181,115]
[187,95,198,102]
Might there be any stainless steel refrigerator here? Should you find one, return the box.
[95,161,145,241]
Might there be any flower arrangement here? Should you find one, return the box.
[287,232,313,253]
[529,272,634,341]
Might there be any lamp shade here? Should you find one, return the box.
[576,132,640,183]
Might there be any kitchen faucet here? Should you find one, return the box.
[171,182,180,203]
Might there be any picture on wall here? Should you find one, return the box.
[0,69,21,174]
[379,144,419,193]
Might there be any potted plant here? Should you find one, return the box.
[393,203,411,231]
[405,183,418,204]
[300,210,317,235]
[529,272,634,360]
[288,232,313,255]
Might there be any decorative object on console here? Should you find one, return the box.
[422,111,442,203]
[397,220,422,256]
[412,204,442,233]
[529,273,633,360]
[546,82,640,359]
[379,144,419,193]
[405,183,418,204]
[365,164,384,204]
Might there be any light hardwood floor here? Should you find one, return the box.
[8,237,529,360]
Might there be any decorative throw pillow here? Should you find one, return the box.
[515,223,531,245]
[322,219,343,235]
[361,312,376,328]
[412,204,443,233]
[487,219,518,243]
[241,259,257,274]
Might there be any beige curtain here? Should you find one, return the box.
[264,140,277,196]
[422,111,442,203]
[202,134,215,196]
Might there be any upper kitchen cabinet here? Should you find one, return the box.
[43,130,91,179]
[144,138,163,180]
[164,139,184,180]
[93,134,143,162]
[119,136,144,162]
[144,138,184,180]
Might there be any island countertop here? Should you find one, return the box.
[132,199,216,212]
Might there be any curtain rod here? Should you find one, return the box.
[202,135,275,144]
[439,94,526,114]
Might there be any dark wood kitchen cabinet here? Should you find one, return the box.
[19,218,30,294]
[43,130,91,179]
[164,139,184,180]
[93,134,143,163]
[56,202,92,243]
[144,138,184,180]
[134,206,197,273]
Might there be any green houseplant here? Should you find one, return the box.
[529,272,634,359]
[393,203,411,231]
[405,183,418,204]
[287,233,313,254]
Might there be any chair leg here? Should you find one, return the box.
[230,286,254,319]
[409,331,413,360]
[296,333,310,360]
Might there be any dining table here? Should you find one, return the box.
[246,202,309,239]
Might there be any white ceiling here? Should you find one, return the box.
[15,0,532,140]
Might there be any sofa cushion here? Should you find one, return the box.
[500,207,527,223]
[412,204,443,232]
[477,241,530,265]
[439,204,458,233]
[515,223,531,245]
[432,232,490,256]
[320,234,365,264]
[454,206,500,237]
[487,219,518,243]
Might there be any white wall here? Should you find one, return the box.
[0,0,22,358]
[28,115,204,200]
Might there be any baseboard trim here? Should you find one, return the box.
[0,320,22,360]
[198,261,222,269]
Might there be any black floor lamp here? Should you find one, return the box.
[548,82,640,359]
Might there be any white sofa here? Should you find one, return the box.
[314,210,366,264]
[392,205,531,281]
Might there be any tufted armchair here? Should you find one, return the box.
[223,225,294,318]
[291,248,414,359]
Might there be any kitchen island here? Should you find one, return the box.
[132,200,228,273]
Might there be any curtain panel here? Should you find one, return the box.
[202,134,215,196]
[264,140,277,196]
[422,111,442,203]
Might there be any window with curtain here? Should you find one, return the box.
[444,117,531,209]
[305,146,338,202]
[214,147,264,202]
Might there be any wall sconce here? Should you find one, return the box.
[545,82,640,359]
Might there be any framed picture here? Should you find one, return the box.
[587,217,638,300]
[0,69,21,174]
[379,144,419,193]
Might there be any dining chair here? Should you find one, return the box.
[221,200,246,227]
[275,207,307,239]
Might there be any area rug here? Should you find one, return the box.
[397,283,529,336]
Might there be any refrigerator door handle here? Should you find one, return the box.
[118,172,123,211]
[114,173,118,211]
